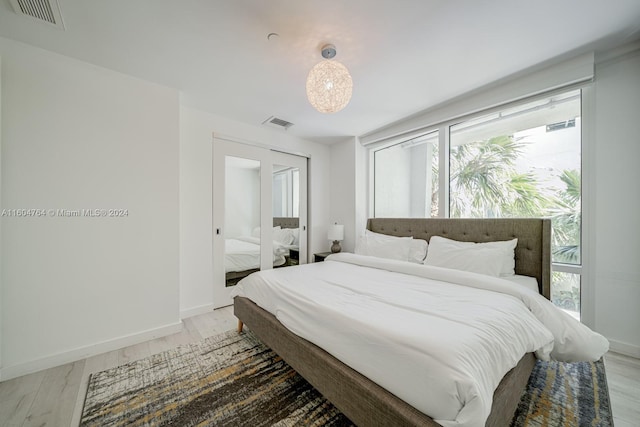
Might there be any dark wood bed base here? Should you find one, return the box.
[234,218,551,426]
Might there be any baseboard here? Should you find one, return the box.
[608,339,640,359]
[180,303,215,319]
[0,321,183,382]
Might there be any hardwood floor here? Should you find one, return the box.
[0,306,638,426]
[604,351,640,427]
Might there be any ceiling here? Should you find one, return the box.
[1,0,640,144]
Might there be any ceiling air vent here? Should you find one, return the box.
[262,116,294,130]
[9,0,66,30]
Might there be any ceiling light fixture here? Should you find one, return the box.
[306,44,353,114]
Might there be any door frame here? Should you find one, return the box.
[212,135,308,308]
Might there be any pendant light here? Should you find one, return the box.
[306,44,353,113]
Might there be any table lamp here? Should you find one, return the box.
[328,223,344,253]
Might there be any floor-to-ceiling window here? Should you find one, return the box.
[449,89,582,318]
[372,88,583,319]
[373,130,439,218]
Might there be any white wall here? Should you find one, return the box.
[179,106,331,316]
[0,38,181,379]
[329,138,356,251]
[329,137,368,252]
[591,46,640,356]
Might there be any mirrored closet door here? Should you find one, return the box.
[213,136,307,308]
[272,150,308,268]
[224,155,262,284]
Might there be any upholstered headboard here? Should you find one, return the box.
[366,218,551,299]
[273,217,299,229]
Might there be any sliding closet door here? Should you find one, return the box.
[213,137,308,308]
[272,151,308,265]
[213,138,271,308]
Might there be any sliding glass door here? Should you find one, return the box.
[213,137,307,308]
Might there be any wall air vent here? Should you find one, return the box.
[262,116,294,130]
[9,0,66,30]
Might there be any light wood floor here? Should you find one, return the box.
[1,306,638,427]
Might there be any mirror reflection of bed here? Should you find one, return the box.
[225,218,300,287]
[224,157,302,287]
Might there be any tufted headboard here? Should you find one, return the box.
[366,218,551,299]
[273,217,299,229]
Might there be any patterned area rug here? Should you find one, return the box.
[510,358,612,426]
[80,330,612,427]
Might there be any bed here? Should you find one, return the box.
[225,217,300,286]
[232,218,608,426]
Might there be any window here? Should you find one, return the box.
[373,131,439,217]
[449,90,582,317]
[552,271,581,319]
[372,89,583,319]
[272,167,299,217]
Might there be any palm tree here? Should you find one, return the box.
[449,135,547,218]
[448,136,582,311]
[546,169,582,310]
[548,169,581,264]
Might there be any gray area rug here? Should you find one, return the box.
[80,330,612,426]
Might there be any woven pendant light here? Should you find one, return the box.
[306,44,353,113]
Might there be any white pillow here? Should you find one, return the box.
[272,227,294,245]
[253,226,282,237]
[354,235,367,254]
[355,230,413,262]
[363,231,427,263]
[425,236,517,277]
[409,239,429,264]
[290,228,300,246]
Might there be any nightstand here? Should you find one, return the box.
[288,248,299,266]
[314,251,332,262]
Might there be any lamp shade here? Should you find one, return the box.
[306,60,353,113]
[328,224,344,241]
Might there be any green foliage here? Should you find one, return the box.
[450,135,546,218]
[449,136,581,265]
[551,271,580,312]
[549,169,581,264]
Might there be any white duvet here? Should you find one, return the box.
[225,236,290,273]
[231,253,609,427]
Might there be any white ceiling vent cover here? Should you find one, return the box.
[262,116,294,130]
[9,0,66,30]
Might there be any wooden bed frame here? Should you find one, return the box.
[234,217,551,426]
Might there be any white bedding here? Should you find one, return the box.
[231,253,609,427]
[502,274,539,292]
[225,236,290,273]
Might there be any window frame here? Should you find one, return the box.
[369,83,590,321]
[368,129,440,218]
